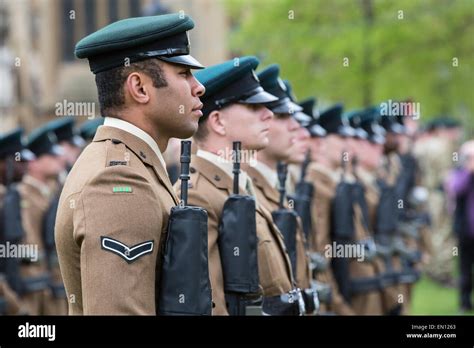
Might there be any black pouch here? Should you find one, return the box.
[271,209,298,276]
[218,195,259,294]
[158,205,212,315]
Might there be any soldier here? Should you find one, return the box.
[178,56,303,316]
[55,13,205,314]
[0,128,35,315]
[41,118,86,315]
[243,65,316,313]
[19,127,65,315]
[315,104,384,315]
[47,118,85,172]
[348,108,404,315]
[379,112,424,314]
[300,100,355,315]
[413,117,461,285]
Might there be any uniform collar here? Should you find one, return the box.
[246,162,280,206]
[22,175,52,198]
[103,117,167,173]
[196,149,249,192]
[93,124,179,205]
[254,161,278,189]
[309,162,342,183]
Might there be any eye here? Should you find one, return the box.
[180,69,191,77]
[247,104,261,111]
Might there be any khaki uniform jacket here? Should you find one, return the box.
[0,185,22,314]
[55,126,179,315]
[342,170,384,315]
[246,165,311,290]
[175,155,293,315]
[18,176,51,285]
[307,163,384,314]
[357,167,403,314]
[306,163,355,315]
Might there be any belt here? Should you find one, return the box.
[225,292,262,316]
[350,276,381,294]
[245,305,263,316]
[398,269,421,284]
[0,296,6,315]
[262,289,305,316]
[50,283,66,299]
[379,271,400,288]
[22,273,50,293]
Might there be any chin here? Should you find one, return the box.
[248,141,267,152]
[176,124,198,139]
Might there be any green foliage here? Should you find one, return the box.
[411,276,474,315]
[225,0,473,135]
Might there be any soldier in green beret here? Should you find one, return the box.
[55,13,205,314]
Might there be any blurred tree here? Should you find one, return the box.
[225,0,473,136]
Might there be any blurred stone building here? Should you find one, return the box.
[0,0,229,133]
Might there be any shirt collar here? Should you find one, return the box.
[23,175,52,198]
[254,161,279,189]
[196,149,249,191]
[103,117,167,172]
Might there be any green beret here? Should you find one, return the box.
[257,65,302,115]
[0,128,36,161]
[298,97,316,117]
[27,125,63,158]
[75,13,204,74]
[194,56,277,117]
[45,117,85,147]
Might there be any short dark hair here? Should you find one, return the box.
[95,59,168,116]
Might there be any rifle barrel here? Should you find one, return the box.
[179,141,191,206]
[232,142,241,195]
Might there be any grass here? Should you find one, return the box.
[411,275,474,315]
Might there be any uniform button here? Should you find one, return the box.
[111,138,121,144]
[212,301,216,308]
[214,175,221,181]
[190,167,196,174]
[188,182,193,188]
[139,151,146,159]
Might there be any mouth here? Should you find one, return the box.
[192,103,203,117]
[261,128,269,133]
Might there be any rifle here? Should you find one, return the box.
[158,141,212,315]
[291,150,314,241]
[218,141,260,315]
[271,161,298,276]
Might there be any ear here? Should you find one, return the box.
[207,110,227,136]
[124,72,150,105]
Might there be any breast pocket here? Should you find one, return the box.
[258,239,286,296]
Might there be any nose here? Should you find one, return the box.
[191,75,205,97]
[288,117,300,131]
[262,106,274,121]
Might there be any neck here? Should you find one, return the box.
[114,111,170,153]
[198,138,236,162]
[28,171,48,184]
[257,150,278,172]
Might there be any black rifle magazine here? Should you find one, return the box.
[158,205,212,315]
[218,194,259,294]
